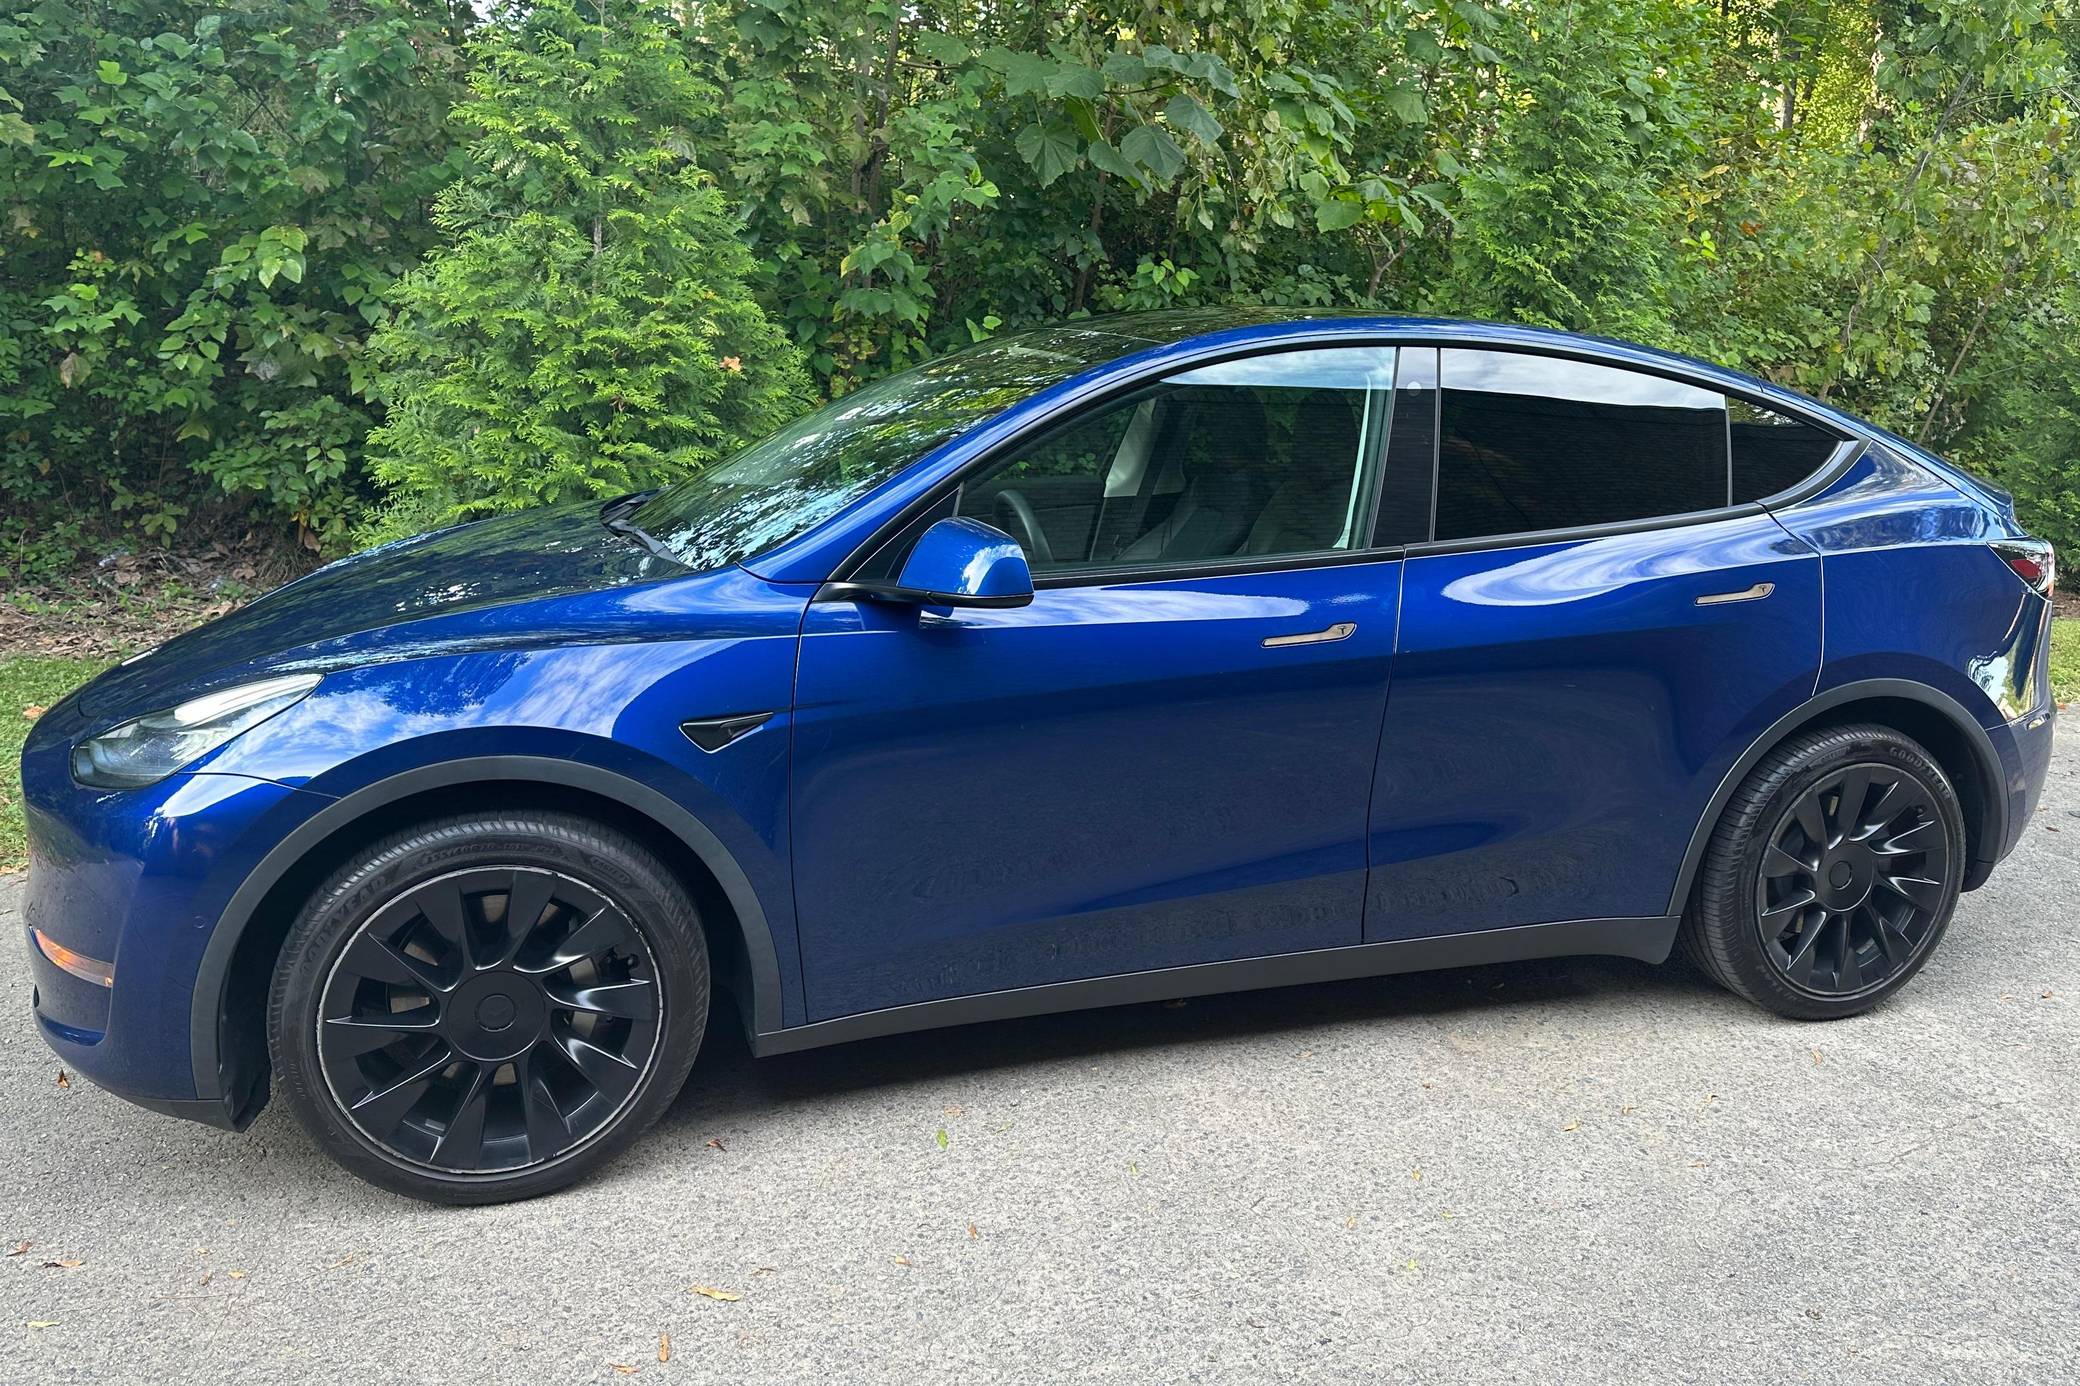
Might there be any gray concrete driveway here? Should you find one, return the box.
[4,737,2077,1384]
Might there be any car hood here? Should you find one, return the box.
[74,501,680,720]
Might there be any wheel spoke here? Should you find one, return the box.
[337,930,447,994]
[1760,891,1817,932]
[554,1030,644,1105]
[430,1062,495,1171]
[1882,873,1944,911]
[1874,818,1939,856]
[322,1012,440,1058]
[1861,777,1908,830]
[519,1049,572,1162]
[1872,911,1915,969]
[348,1045,453,1136]
[1762,844,1811,880]
[484,871,557,970]
[1793,795,1830,849]
[412,877,477,971]
[514,907,630,975]
[547,977,657,1021]
[1832,919,1861,992]
[1832,768,1872,836]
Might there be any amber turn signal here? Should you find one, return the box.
[30,928,115,988]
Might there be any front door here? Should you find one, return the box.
[789,346,1406,1020]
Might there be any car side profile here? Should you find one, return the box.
[20,311,2057,1203]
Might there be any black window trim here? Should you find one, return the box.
[820,332,1863,594]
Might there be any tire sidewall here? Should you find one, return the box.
[268,815,709,1204]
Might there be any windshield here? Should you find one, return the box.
[634,325,1151,571]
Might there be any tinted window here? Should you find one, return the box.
[956,347,1395,573]
[1434,350,1729,541]
[1730,399,1840,501]
[634,325,1147,570]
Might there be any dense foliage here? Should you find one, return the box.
[3,0,2077,570]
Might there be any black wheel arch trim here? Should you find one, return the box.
[187,754,787,1121]
[1664,677,2009,918]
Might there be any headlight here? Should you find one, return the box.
[71,673,320,789]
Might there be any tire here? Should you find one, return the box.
[1682,723,1965,1020]
[267,811,709,1204]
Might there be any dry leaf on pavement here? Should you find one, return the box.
[688,1285,741,1302]
[55,1071,70,1090]
[6,1242,29,1257]
[659,1333,670,1363]
[41,1259,83,1270]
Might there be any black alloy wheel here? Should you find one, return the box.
[1753,763,1952,998]
[270,812,708,1203]
[315,866,662,1173]
[1683,723,1965,1020]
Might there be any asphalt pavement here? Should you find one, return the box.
[4,735,2077,1384]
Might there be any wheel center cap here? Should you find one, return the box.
[1829,862,1855,890]
[447,973,548,1061]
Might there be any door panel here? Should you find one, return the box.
[791,563,1399,1020]
[1366,514,1820,940]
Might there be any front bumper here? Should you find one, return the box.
[20,696,334,1126]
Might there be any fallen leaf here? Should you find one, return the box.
[226,1270,247,1281]
[5,1242,29,1257]
[1620,1104,1636,1116]
[2044,989,2056,999]
[942,1104,965,1117]
[1812,1049,1823,1066]
[750,1266,776,1277]
[659,1333,670,1363]
[1688,1159,1708,1169]
[610,1366,640,1377]
[22,705,46,721]
[966,1224,979,1239]
[688,1285,741,1302]
[890,1255,912,1267]
[1344,1214,1357,1230]
[934,1128,948,1150]
[41,1259,83,1270]
[705,1137,726,1152]
[27,1321,59,1330]
[1561,1121,1580,1133]
[55,1071,70,1090]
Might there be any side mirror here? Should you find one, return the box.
[848,516,1034,609]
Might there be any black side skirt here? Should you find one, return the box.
[751,914,1679,1057]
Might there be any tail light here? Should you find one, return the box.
[1992,539,2055,597]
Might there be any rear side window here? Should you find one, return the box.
[1730,399,1839,502]
[1434,350,1729,542]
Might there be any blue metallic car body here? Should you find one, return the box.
[18,311,2057,1133]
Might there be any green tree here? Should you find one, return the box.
[362,0,807,539]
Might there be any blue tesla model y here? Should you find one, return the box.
[20,311,2058,1201]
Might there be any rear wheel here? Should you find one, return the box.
[268,812,708,1203]
[1683,723,1964,1020]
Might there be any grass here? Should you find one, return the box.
[2054,616,2080,708]
[2,655,113,871]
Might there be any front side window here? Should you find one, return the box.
[955,347,1396,574]
[1434,349,1729,542]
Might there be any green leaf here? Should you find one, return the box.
[1086,139,1139,182]
[1163,94,1223,145]
[1048,66,1104,101]
[96,60,127,86]
[1120,123,1185,182]
[914,30,970,65]
[1383,86,1426,124]
[1014,118,1079,187]
[1316,197,1365,232]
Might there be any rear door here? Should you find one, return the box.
[1364,347,1825,942]
[789,346,1406,1020]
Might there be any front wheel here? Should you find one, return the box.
[267,812,709,1203]
[1683,723,1965,1020]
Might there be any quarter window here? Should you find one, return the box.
[1730,399,1839,502]
[1434,349,1729,542]
[955,347,1396,573]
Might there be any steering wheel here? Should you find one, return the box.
[990,489,1055,567]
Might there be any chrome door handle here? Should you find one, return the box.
[1263,621,1357,648]
[1695,582,1774,607]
